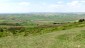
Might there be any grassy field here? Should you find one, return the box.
[0,27,85,48]
[0,13,85,48]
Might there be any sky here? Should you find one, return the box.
[0,0,85,13]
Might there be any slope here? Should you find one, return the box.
[0,27,85,48]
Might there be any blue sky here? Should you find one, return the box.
[0,0,85,13]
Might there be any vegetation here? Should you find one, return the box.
[0,26,85,48]
[79,19,85,22]
[0,13,85,48]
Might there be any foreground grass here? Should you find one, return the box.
[0,27,85,48]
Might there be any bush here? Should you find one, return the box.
[8,26,26,34]
[79,19,85,22]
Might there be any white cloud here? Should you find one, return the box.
[67,1,81,7]
[0,2,30,13]
[81,1,85,3]
[19,2,31,6]
[39,0,85,12]
[0,0,85,13]
[49,4,63,8]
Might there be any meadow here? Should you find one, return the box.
[0,13,85,48]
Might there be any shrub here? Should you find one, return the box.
[8,26,26,34]
[79,19,85,22]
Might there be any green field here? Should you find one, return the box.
[0,13,85,24]
[0,13,85,48]
[0,27,85,48]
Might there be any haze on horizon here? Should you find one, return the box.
[0,0,85,13]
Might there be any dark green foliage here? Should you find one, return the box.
[0,22,21,26]
[79,19,85,22]
[0,28,4,32]
[8,26,26,34]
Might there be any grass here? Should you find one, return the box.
[0,27,85,48]
[0,13,85,48]
[0,21,85,37]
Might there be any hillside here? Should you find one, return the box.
[0,27,85,48]
[0,13,85,48]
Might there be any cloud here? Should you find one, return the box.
[0,2,30,13]
[49,4,63,8]
[81,1,85,3]
[40,0,85,12]
[67,1,81,7]
[0,0,85,13]
[19,2,31,6]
